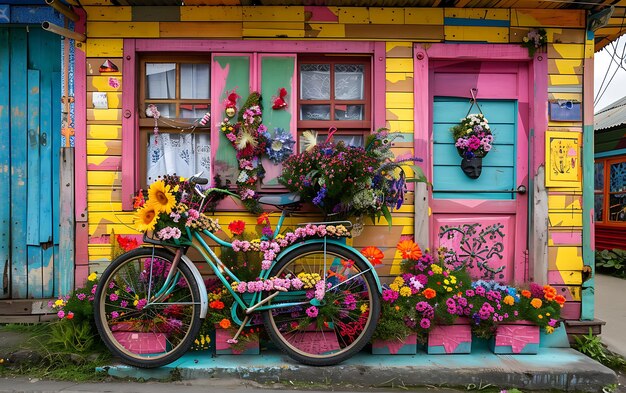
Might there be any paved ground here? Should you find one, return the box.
[595,274,626,357]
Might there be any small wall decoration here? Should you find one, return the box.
[549,100,582,122]
[92,92,108,109]
[451,88,493,179]
[272,87,288,110]
[545,130,582,187]
[224,89,240,118]
[99,59,119,73]
[521,28,547,57]
[261,127,295,164]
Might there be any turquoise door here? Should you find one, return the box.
[0,26,61,299]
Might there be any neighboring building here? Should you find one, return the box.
[594,96,626,251]
[1,0,625,334]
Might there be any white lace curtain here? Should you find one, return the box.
[146,133,211,184]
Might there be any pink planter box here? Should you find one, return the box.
[427,324,472,354]
[215,328,260,355]
[112,331,168,354]
[288,330,341,355]
[490,322,540,354]
[372,334,417,355]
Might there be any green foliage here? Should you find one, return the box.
[372,302,414,342]
[49,320,95,353]
[595,249,626,278]
[573,328,626,370]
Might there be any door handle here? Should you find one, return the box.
[434,185,527,194]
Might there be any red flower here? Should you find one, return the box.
[228,220,246,235]
[117,235,140,252]
[361,246,384,266]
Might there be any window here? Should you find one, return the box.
[595,157,626,224]
[139,57,211,186]
[298,57,371,149]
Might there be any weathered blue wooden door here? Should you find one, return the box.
[0,26,61,299]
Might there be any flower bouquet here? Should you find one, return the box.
[133,175,224,244]
[521,28,547,57]
[279,128,426,224]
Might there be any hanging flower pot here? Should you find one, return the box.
[451,112,493,179]
[460,156,483,179]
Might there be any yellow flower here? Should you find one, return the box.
[444,279,450,285]
[148,180,177,214]
[430,264,443,275]
[54,299,65,307]
[135,203,159,232]
[399,286,412,297]
[389,283,400,292]
[530,298,543,309]
[88,272,97,281]
[545,326,554,334]
[503,295,515,306]
[360,304,369,313]
[392,276,405,287]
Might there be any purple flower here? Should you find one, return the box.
[419,318,431,329]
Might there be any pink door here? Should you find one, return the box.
[427,60,530,284]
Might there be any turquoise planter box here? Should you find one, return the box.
[489,322,540,354]
[427,324,472,354]
[371,334,418,355]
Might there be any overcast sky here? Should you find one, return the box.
[594,35,626,113]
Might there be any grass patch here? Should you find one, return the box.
[0,323,114,382]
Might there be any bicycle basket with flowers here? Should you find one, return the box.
[133,175,224,244]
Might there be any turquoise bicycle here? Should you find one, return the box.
[93,176,381,368]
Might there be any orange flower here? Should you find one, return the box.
[361,246,384,266]
[544,291,556,301]
[209,300,225,310]
[530,298,543,309]
[423,288,436,299]
[554,294,566,305]
[521,290,531,298]
[257,212,270,225]
[397,239,423,260]
[219,318,231,329]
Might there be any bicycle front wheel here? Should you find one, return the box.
[94,247,202,368]
[262,243,380,366]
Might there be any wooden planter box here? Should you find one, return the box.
[215,327,260,355]
[490,321,540,354]
[427,323,472,354]
[371,333,418,355]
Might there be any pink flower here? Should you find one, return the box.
[57,310,65,319]
[306,306,319,318]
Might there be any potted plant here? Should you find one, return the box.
[450,113,493,179]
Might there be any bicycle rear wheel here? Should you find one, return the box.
[262,243,380,366]
[94,247,202,368]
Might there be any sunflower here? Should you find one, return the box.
[361,246,384,266]
[135,203,159,232]
[148,180,177,214]
[396,239,423,260]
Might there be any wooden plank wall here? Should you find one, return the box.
[79,4,589,318]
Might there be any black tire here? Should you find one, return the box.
[262,243,380,366]
[94,247,202,368]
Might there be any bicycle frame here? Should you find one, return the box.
[146,208,383,330]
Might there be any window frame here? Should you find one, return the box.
[595,156,626,226]
[121,39,386,211]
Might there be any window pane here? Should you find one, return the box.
[335,64,364,100]
[180,104,210,119]
[301,104,330,120]
[609,193,626,221]
[146,133,211,184]
[146,103,176,118]
[334,104,364,121]
[595,162,604,192]
[146,63,175,99]
[181,63,210,99]
[300,64,330,100]
[333,134,363,147]
[609,161,626,192]
[594,194,604,222]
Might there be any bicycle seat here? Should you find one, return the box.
[257,193,301,208]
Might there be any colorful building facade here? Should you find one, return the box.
[2,0,625,329]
